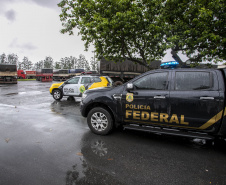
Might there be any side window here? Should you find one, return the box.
[175,72,212,90]
[81,77,91,84]
[93,77,101,82]
[67,77,79,84]
[133,72,168,90]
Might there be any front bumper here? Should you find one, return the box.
[80,100,86,117]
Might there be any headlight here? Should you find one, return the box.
[82,92,88,100]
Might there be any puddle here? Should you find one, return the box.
[5,91,43,96]
[0,103,17,108]
[5,93,18,96]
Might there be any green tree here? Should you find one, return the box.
[65,56,76,69]
[17,62,22,70]
[90,57,98,71]
[163,0,226,63]
[44,56,53,68]
[7,53,18,65]
[54,61,61,69]
[58,0,226,66]
[0,53,7,64]
[58,0,166,69]
[84,60,91,71]
[60,57,67,69]
[35,61,44,69]
[77,54,88,69]
[73,57,79,69]
[21,57,33,70]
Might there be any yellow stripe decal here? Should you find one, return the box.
[199,109,224,130]
[224,107,226,116]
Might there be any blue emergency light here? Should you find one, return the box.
[160,61,179,69]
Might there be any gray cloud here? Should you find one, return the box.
[9,38,37,50]
[0,0,17,11]
[22,43,37,50]
[31,0,62,8]
[0,0,62,11]
[5,9,16,21]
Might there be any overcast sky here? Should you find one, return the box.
[0,0,187,64]
[0,0,95,64]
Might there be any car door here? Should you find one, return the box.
[169,70,223,132]
[121,71,171,126]
[78,77,92,94]
[62,77,80,96]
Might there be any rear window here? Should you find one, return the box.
[175,72,212,90]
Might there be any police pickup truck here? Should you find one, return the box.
[80,68,226,140]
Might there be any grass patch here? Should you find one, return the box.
[17,79,36,81]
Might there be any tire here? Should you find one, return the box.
[67,96,75,101]
[114,81,123,86]
[87,107,114,135]
[52,89,63,100]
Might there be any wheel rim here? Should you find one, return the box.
[91,140,107,157]
[91,112,108,131]
[53,91,60,99]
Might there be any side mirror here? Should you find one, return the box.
[126,83,134,91]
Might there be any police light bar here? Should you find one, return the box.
[160,61,179,66]
[160,61,179,69]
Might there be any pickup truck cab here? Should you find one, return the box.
[80,68,226,140]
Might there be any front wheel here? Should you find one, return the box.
[87,107,113,135]
[52,89,63,100]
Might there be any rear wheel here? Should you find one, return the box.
[87,107,113,135]
[53,89,63,100]
[114,81,123,86]
[67,96,75,101]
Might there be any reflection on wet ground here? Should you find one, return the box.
[50,100,80,116]
[4,92,18,96]
[65,131,226,185]
[5,91,43,96]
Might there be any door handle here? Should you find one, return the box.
[200,97,214,100]
[154,95,166,99]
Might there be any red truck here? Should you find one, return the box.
[26,70,36,79]
[36,68,53,82]
[17,70,26,79]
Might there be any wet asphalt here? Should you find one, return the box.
[0,81,226,185]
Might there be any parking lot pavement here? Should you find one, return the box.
[0,81,226,185]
